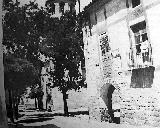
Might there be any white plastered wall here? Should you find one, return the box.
[143,0,159,7]
[146,4,160,68]
[146,3,160,90]
[85,35,101,97]
[108,19,130,71]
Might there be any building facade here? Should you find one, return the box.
[83,0,160,126]
[45,0,76,18]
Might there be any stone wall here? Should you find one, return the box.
[120,88,160,126]
[83,0,160,126]
[87,96,101,121]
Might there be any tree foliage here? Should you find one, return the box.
[4,54,38,95]
[3,0,45,73]
[3,0,85,115]
[40,11,85,92]
[2,1,46,118]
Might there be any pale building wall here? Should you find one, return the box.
[108,20,130,71]
[146,4,160,69]
[83,25,104,120]
[83,0,160,126]
[142,0,160,7]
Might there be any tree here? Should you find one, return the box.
[4,54,38,122]
[3,0,48,108]
[2,0,47,121]
[29,85,38,109]
[29,85,44,110]
[3,0,85,117]
[40,11,85,116]
[3,0,46,71]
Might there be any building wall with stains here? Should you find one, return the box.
[83,0,160,126]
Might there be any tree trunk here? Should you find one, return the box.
[0,1,8,127]
[37,98,40,110]
[35,97,37,109]
[8,90,14,123]
[12,92,16,122]
[37,97,43,110]
[46,99,47,110]
[14,96,19,120]
[62,90,68,116]
[14,103,18,120]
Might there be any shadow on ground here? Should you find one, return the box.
[9,110,89,128]
[16,110,89,124]
[17,117,54,124]
[9,124,61,128]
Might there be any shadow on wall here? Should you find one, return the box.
[100,83,116,122]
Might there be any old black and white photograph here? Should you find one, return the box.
[1,0,160,128]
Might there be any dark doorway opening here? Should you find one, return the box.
[107,84,120,124]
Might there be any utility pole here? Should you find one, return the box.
[0,0,8,128]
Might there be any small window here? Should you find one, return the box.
[130,21,155,88]
[132,0,140,8]
[99,33,110,56]
[130,21,152,68]
[99,33,112,79]
[59,2,65,13]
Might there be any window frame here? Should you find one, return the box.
[131,0,141,8]
[129,20,154,88]
[130,21,152,69]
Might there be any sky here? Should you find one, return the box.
[20,0,92,12]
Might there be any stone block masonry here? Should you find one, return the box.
[83,0,160,127]
[120,88,160,127]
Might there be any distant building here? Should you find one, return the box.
[83,0,160,126]
[45,0,76,18]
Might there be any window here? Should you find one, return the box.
[130,21,152,68]
[99,33,112,79]
[130,21,155,88]
[96,9,105,23]
[132,0,140,8]
[99,33,110,56]
[59,2,65,13]
[69,3,74,12]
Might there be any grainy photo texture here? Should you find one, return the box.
[1,0,160,128]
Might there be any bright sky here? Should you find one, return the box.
[20,0,92,12]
